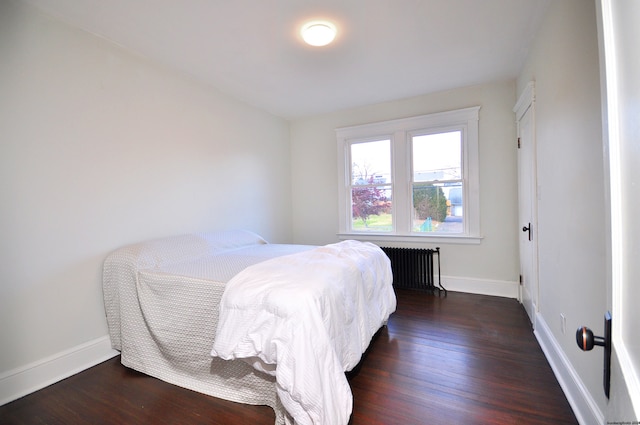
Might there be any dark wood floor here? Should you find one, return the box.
[0,289,578,424]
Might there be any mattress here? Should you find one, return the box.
[103,230,314,424]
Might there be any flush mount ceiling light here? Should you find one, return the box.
[301,20,337,46]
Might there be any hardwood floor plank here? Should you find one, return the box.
[0,289,578,424]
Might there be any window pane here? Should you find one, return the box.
[412,182,462,233]
[351,187,392,232]
[413,131,461,182]
[351,139,391,185]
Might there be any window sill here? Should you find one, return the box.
[337,233,483,245]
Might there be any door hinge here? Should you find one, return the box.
[517,137,521,149]
[519,274,523,285]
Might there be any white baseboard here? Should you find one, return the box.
[0,335,119,406]
[534,314,604,425]
[441,275,519,298]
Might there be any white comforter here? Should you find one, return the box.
[211,240,396,425]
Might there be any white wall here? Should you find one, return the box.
[516,0,608,420]
[0,0,292,385]
[290,81,520,292]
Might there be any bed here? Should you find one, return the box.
[103,230,396,425]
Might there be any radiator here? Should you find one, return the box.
[381,247,446,294]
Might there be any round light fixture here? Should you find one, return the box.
[301,21,337,47]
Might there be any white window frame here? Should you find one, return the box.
[336,107,482,244]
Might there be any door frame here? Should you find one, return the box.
[598,0,640,417]
[514,82,539,326]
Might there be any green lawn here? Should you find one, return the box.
[352,213,456,233]
[352,213,393,231]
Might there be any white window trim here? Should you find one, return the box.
[336,107,482,244]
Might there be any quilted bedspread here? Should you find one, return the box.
[211,240,396,425]
[103,230,316,425]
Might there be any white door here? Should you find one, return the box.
[514,83,538,326]
[599,0,640,419]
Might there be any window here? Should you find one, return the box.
[350,139,393,232]
[336,107,481,244]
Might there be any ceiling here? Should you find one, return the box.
[22,0,550,119]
